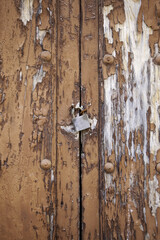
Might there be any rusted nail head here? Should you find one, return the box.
[154,54,160,65]
[104,162,114,173]
[41,159,51,170]
[156,163,160,173]
[40,51,51,62]
[103,54,114,65]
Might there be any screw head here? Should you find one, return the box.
[40,159,51,170]
[104,162,114,173]
[40,51,51,62]
[103,54,114,65]
[154,54,160,65]
[156,163,160,173]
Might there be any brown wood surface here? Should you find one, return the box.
[1,1,160,240]
[0,0,56,239]
[81,0,100,239]
[56,0,80,239]
[101,0,160,239]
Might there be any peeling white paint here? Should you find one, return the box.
[20,0,34,26]
[19,71,23,81]
[47,7,52,17]
[36,27,47,45]
[75,102,80,109]
[149,176,160,218]
[51,169,54,184]
[103,0,156,164]
[32,65,46,91]
[150,44,160,156]
[61,125,79,139]
[50,213,54,240]
[104,74,120,156]
[105,173,114,190]
[145,233,150,240]
[103,5,113,44]
[38,0,42,15]
[89,117,97,130]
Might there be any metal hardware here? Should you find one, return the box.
[71,105,90,132]
[103,54,114,65]
[72,113,90,132]
[104,162,114,173]
[154,54,160,65]
[41,159,51,170]
[156,163,160,173]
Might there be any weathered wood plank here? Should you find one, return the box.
[102,0,160,239]
[81,0,100,239]
[0,1,56,239]
[56,0,80,238]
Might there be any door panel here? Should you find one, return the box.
[0,0,56,239]
[81,0,99,239]
[101,0,160,239]
[56,0,80,238]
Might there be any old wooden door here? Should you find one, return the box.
[1,0,160,240]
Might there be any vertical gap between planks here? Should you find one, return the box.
[98,1,101,239]
[79,0,82,239]
[55,0,59,238]
[98,0,104,238]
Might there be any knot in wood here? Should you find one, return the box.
[41,159,51,170]
[40,51,51,62]
[104,162,114,173]
[154,54,160,65]
[103,54,114,65]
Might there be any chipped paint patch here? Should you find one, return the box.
[103,5,113,43]
[149,176,160,218]
[89,117,97,130]
[104,74,119,156]
[20,0,34,26]
[51,169,54,184]
[150,44,160,155]
[36,27,47,45]
[103,0,154,163]
[105,173,114,190]
[19,71,23,81]
[50,213,54,240]
[32,65,46,91]
[61,125,79,139]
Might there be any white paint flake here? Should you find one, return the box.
[103,5,113,44]
[105,173,114,190]
[19,71,23,81]
[145,233,150,240]
[20,0,34,26]
[149,176,160,218]
[36,27,47,45]
[51,169,54,184]
[32,65,46,91]
[89,117,97,130]
[150,44,160,155]
[50,213,54,240]
[104,74,118,155]
[47,7,53,17]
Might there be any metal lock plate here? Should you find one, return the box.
[72,113,90,132]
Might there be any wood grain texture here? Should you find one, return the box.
[56,0,80,239]
[102,0,160,239]
[81,0,100,239]
[0,1,56,239]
